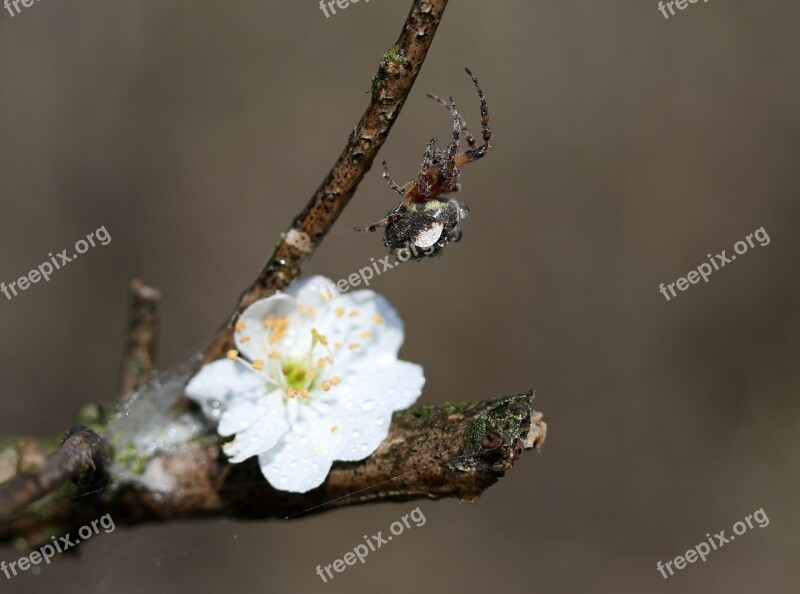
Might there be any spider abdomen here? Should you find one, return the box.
[383,198,469,260]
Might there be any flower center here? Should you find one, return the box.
[281,358,312,392]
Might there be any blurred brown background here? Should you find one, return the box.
[1,1,798,592]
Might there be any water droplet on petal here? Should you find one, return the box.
[352,430,361,439]
[361,400,375,412]
[376,417,386,426]
[360,444,370,452]
[280,476,288,484]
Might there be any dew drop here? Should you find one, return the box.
[360,444,370,452]
[361,400,375,412]
[352,430,361,439]
[280,476,288,484]
[376,417,386,426]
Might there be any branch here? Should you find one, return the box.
[203,0,450,364]
[118,279,161,401]
[0,394,545,543]
[0,427,101,521]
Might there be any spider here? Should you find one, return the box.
[357,67,491,260]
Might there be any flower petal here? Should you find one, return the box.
[289,275,340,307]
[235,294,307,360]
[221,391,289,462]
[184,359,264,419]
[257,419,335,492]
[307,292,405,372]
[327,359,425,462]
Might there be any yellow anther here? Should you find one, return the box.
[269,329,286,344]
[325,356,334,364]
[348,310,359,318]
[285,387,297,398]
[348,343,359,351]
[306,369,317,380]
[312,328,329,348]
[372,314,383,324]
[321,380,331,391]
[317,358,327,369]
[252,359,265,371]
[235,321,246,332]
[330,425,338,432]
[299,388,309,398]
[334,342,342,349]
[335,307,345,317]
[264,315,289,330]
[240,336,251,343]
[321,291,333,302]
[360,331,372,339]
[226,349,239,361]
[330,376,341,386]
[269,351,281,360]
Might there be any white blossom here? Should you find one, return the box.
[185,276,424,493]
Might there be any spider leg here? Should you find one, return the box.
[382,161,408,196]
[455,67,491,167]
[354,211,403,233]
[417,138,437,197]
[426,92,476,149]
[443,96,461,181]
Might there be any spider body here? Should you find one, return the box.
[358,67,491,259]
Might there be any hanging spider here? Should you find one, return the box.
[356,67,491,260]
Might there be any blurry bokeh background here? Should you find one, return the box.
[1,1,798,592]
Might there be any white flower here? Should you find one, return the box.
[185,275,425,493]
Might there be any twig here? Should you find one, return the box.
[118,279,161,401]
[203,0,450,364]
[0,394,545,542]
[0,427,102,521]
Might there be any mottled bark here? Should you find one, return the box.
[0,427,102,521]
[0,393,545,546]
[118,279,160,401]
